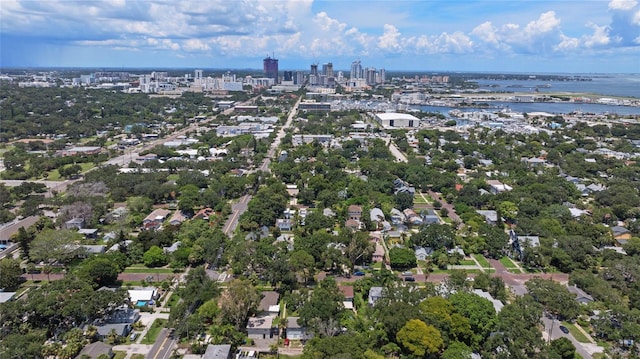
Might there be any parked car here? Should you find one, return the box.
[353,271,365,276]
[404,276,416,282]
[402,271,413,276]
[559,325,569,334]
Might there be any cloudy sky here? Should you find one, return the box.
[1,0,639,73]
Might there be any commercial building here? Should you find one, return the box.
[374,112,420,129]
[263,56,278,84]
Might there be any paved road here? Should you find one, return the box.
[427,190,462,224]
[145,328,176,359]
[260,96,302,173]
[388,142,408,163]
[220,97,301,237]
[541,316,602,359]
[222,194,251,236]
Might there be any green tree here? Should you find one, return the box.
[219,279,261,329]
[77,257,120,288]
[441,341,473,359]
[550,337,576,359]
[395,192,414,211]
[289,250,316,284]
[411,224,455,250]
[388,246,417,270]
[525,278,580,321]
[142,245,168,267]
[396,319,444,357]
[30,228,85,266]
[299,278,345,337]
[0,258,22,290]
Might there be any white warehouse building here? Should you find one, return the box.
[374,112,421,129]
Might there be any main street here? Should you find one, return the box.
[220,96,302,236]
[145,328,176,359]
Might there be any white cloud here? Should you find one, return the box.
[523,11,561,38]
[471,22,499,44]
[608,0,638,11]
[634,10,640,24]
[554,34,580,51]
[378,24,402,52]
[583,23,612,47]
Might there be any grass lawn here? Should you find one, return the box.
[123,267,178,274]
[167,292,181,308]
[140,318,167,344]
[44,162,96,181]
[459,259,476,266]
[113,351,127,359]
[372,262,383,270]
[499,256,518,269]
[414,195,430,204]
[561,322,591,343]
[473,254,491,268]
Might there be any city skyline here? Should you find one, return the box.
[1,0,639,73]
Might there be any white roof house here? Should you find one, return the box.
[375,113,420,129]
[128,288,157,304]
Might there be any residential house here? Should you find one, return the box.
[258,291,280,316]
[80,245,106,255]
[390,208,406,225]
[169,211,188,226]
[78,228,99,240]
[486,180,513,194]
[372,240,385,263]
[143,208,171,230]
[348,205,363,221]
[420,209,440,225]
[163,241,181,254]
[567,285,594,304]
[96,323,131,339]
[415,246,433,261]
[345,219,360,231]
[370,208,385,223]
[0,292,16,303]
[128,287,158,306]
[448,246,465,257]
[194,207,215,220]
[403,208,423,225]
[476,210,499,225]
[521,157,547,169]
[286,317,312,340]
[611,226,631,243]
[203,344,232,359]
[65,217,85,230]
[246,316,276,340]
[511,232,540,261]
[323,208,336,217]
[368,287,384,306]
[472,289,504,313]
[338,286,354,303]
[75,342,113,359]
[276,218,293,231]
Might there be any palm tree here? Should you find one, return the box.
[84,325,98,342]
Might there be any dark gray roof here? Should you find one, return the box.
[203,344,232,359]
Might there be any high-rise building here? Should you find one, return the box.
[263,56,279,84]
[283,71,293,82]
[194,69,203,80]
[322,62,333,78]
[310,64,318,76]
[294,71,304,85]
[366,67,377,85]
[379,68,386,83]
[350,60,362,80]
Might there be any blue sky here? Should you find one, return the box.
[1,0,639,73]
